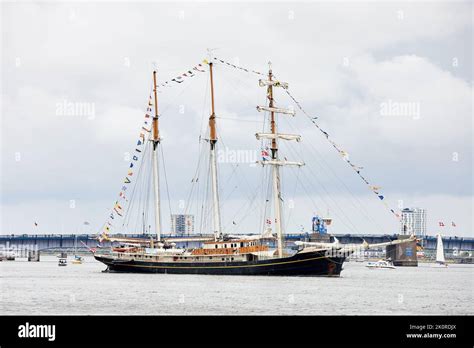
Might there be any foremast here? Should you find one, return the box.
[257,63,304,258]
[152,71,162,243]
[208,62,222,241]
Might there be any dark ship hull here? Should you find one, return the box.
[94,250,346,276]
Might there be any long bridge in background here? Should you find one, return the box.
[0,233,473,253]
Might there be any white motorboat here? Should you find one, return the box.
[366,259,396,269]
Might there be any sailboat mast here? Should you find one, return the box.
[208,62,222,241]
[152,70,162,242]
[267,64,284,258]
[256,63,302,258]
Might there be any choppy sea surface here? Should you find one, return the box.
[0,256,472,315]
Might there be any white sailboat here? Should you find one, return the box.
[435,234,447,266]
[436,234,448,267]
[72,235,84,264]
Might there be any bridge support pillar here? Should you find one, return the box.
[386,235,418,266]
[28,250,40,262]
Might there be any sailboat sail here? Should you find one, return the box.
[436,234,445,264]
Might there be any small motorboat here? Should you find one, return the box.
[366,259,396,269]
[57,252,68,266]
[72,255,84,264]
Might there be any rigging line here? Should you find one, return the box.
[221,162,240,191]
[221,174,257,231]
[127,142,146,233]
[258,104,271,235]
[212,56,266,76]
[158,79,194,117]
[160,143,173,226]
[218,66,264,113]
[218,168,264,233]
[284,165,301,233]
[297,165,360,234]
[216,116,262,123]
[155,59,209,93]
[138,142,152,234]
[218,134,268,233]
[281,114,387,234]
[225,185,262,233]
[283,140,359,232]
[292,173,324,218]
[184,71,209,215]
[283,90,400,220]
[213,69,271,233]
[186,141,209,220]
[199,151,212,234]
[100,88,155,235]
[122,134,150,228]
[283,142,359,232]
[217,135,254,202]
[261,165,273,236]
[143,158,152,234]
[143,150,152,235]
[184,139,205,214]
[213,56,399,220]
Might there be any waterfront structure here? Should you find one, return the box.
[171,214,194,235]
[400,207,427,238]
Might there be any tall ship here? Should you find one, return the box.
[93,58,414,276]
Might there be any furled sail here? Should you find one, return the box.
[257,160,305,167]
[255,133,301,142]
[258,79,289,89]
[256,105,295,116]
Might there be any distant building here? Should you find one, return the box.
[400,208,426,237]
[171,214,194,235]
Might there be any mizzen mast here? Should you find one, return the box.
[152,70,162,243]
[208,62,222,241]
[257,62,304,258]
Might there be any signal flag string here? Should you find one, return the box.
[212,56,401,220]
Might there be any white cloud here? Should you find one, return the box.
[1,1,472,236]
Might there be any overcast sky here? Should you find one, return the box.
[1,1,472,237]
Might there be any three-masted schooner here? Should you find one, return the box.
[93,59,414,276]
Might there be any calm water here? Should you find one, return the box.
[1,256,472,315]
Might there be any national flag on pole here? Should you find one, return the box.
[439,221,445,227]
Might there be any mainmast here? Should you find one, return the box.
[208,62,222,241]
[257,62,304,258]
[152,70,162,243]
